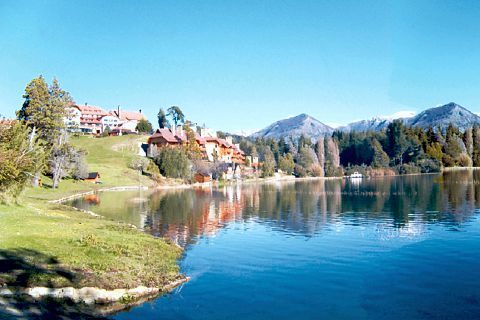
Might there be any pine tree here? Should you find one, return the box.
[167,106,185,128]
[157,108,169,128]
[371,138,390,168]
[473,126,480,166]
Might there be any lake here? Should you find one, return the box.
[68,171,480,319]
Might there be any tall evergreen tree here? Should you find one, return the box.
[167,106,185,128]
[371,139,390,168]
[157,108,169,129]
[473,126,480,166]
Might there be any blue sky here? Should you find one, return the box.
[1,0,480,132]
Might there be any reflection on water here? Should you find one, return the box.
[68,170,480,319]
[70,170,480,246]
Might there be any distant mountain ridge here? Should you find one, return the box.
[338,117,393,132]
[249,113,333,140]
[250,103,480,141]
[407,102,480,130]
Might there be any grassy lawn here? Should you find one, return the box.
[0,135,183,291]
[25,135,154,201]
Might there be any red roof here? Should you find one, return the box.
[149,128,179,143]
[149,128,207,146]
[111,110,145,121]
[75,105,108,116]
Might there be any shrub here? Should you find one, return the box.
[129,158,150,173]
[294,164,307,177]
[309,164,324,177]
[417,158,442,173]
[457,153,473,167]
[153,147,191,180]
[397,163,421,175]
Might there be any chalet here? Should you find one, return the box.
[194,172,212,183]
[147,126,247,178]
[148,126,207,152]
[84,172,101,183]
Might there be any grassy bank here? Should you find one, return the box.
[0,135,183,292]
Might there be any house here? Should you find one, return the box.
[110,108,145,132]
[101,115,122,132]
[75,104,108,134]
[194,172,212,183]
[147,126,247,179]
[84,172,101,183]
[65,107,82,132]
[148,126,207,153]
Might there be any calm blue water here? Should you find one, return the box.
[72,171,480,319]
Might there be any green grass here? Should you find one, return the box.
[0,135,183,290]
[24,135,154,201]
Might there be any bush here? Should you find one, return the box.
[396,163,421,175]
[309,164,324,177]
[417,158,442,173]
[325,164,344,177]
[154,147,191,180]
[294,164,307,177]
[129,158,150,173]
[457,153,473,167]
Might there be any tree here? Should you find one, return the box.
[261,149,276,178]
[157,108,169,129]
[167,106,185,128]
[102,126,111,137]
[473,126,480,166]
[386,120,408,165]
[371,139,390,168]
[0,122,44,202]
[278,153,295,175]
[136,119,153,133]
[325,138,342,177]
[297,146,316,172]
[183,126,202,160]
[315,137,325,176]
[463,128,474,158]
[154,147,191,179]
[17,76,73,186]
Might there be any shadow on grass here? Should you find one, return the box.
[0,248,107,319]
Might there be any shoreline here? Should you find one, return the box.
[6,168,474,315]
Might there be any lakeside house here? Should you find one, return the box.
[147,126,245,165]
[65,104,146,135]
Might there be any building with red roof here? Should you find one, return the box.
[147,126,244,165]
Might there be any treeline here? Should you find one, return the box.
[0,76,88,203]
[237,135,343,178]
[334,120,480,175]
[235,120,480,178]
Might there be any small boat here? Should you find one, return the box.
[350,172,363,179]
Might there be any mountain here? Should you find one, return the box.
[250,113,333,140]
[339,117,392,132]
[407,102,480,130]
[339,111,416,132]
